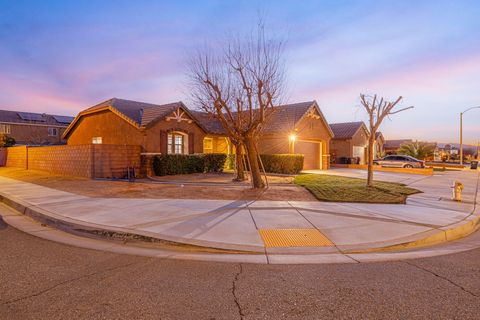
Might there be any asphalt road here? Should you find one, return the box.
[1,224,479,320]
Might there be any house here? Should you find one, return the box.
[374,132,385,157]
[384,139,413,155]
[0,109,74,145]
[63,98,333,170]
[329,121,369,164]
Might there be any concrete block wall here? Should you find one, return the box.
[5,146,28,168]
[4,144,142,179]
[93,145,142,178]
[28,145,93,178]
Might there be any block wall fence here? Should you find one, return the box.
[3,145,142,179]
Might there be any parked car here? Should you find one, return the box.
[373,155,425,168]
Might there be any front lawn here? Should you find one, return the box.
[294,174,421,204]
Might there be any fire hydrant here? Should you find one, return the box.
[452,181,463,202]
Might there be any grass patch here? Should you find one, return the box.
[294,174,421,204]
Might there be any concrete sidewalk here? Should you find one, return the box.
[0,169,478,254]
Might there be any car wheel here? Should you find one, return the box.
[404,164,413,168]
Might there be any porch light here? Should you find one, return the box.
[289,134,297,142]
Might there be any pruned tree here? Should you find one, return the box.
[360,94,413,187]
[187,24,286,188]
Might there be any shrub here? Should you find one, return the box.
[153,153,226,176]
[260,154,304,174]
[225,154,236,170]
[204,153,227,172]
[0,134,15,147]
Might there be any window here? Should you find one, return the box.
[203,138,213,153]
[92,137,102,144]
[0,124,11,134]
[167,132,185,154]
[48,127,58,136]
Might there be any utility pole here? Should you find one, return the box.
[459,106,480,166]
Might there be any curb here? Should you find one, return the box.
[343,216,480,254]
[0,193,261,254]
[344,172,480,254]
[0,169,478,255]
[0,189,478,255]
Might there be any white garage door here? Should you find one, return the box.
[353,146,366,164]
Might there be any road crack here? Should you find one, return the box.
[232,263,245,319]
[404,261,478,298]
[2,260,143,305]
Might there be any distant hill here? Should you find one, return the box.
[437,143,478,150]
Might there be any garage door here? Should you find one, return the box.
[353,146,366,164]
[295,141,321,170]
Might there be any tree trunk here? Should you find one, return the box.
[366,133,375,187]
[233,142,246,181]
[245,136,265,189]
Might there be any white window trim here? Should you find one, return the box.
[0,124,11,134]
[48,127,58,137]
[167,131,188,154]
[92,137,103,144]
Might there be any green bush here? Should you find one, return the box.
[204,153,227,172]
[0,134,15,147]
[260,154,304,174]
[225,154,236,170]
[153,153,226,176]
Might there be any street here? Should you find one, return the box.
[1,223,479,320]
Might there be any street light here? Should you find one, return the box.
[460,106,480,165]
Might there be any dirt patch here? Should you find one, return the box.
[151,171,295,184]
[0,168,315,201]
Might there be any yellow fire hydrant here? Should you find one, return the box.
[452,181,463,202]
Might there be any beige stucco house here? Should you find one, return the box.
[63,98,334,170]
[329,121,370,164]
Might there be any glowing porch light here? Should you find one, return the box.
[289,134,297,142]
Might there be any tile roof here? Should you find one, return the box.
[189,111,226,135]
[85,98,184,127]
[329,121,367,139]
[0,109,74,126]
[384,139,413,149]
[262,101,315,133]
[69,98,333,138]
[191,101,327,135]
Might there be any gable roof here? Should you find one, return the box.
[82,98,187,127]
[192,101,334,137]
[63,98,205,139]
[189,111,226,135]
[0,109,74,126]
[384,139,413,149]
[329,121,368,140]
[64,98,333,139]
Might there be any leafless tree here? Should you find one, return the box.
[360,94,413,187]
[187,24,286,188]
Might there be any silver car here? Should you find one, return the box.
[373,155,425,168]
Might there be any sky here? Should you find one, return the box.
[1,0,479,144]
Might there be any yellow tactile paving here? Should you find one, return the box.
[259,228,334,247]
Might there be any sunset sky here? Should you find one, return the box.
[1,0,479,143]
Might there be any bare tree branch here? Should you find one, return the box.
[186,23,286,188]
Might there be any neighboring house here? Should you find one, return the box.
[63,98,333,170]
[329,121,369,164]
[384,139,413,155]
[0,109,74,145]
[374,132,385,157]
